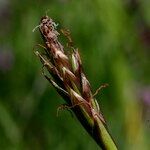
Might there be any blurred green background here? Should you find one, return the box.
[0,0,150,149]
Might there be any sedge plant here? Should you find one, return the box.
[34,15,117,150]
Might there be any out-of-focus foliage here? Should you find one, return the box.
[0,0,149,149]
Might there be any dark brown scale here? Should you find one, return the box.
[42,29,47,36]
[46,29,50,34]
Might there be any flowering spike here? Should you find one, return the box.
[35,15,117,149]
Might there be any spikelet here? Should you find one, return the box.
[34,15,117,149]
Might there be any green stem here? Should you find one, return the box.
[95,117,117,150]
[72,106,118,150]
